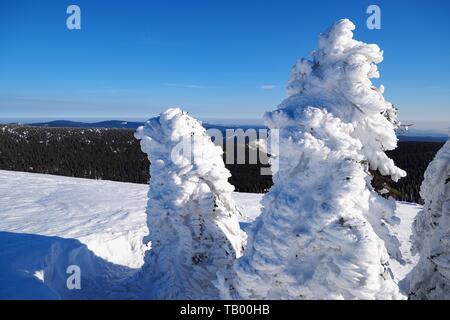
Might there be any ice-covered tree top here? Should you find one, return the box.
[286,19,387,121]
[266,19,405,181]
[135,108,235,196]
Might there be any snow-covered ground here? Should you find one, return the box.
[389,202,421,286]
[0,170,420,299]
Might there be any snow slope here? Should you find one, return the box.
[0,170,149,269]
[0,170,420,299]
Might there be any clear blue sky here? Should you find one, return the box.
[0,0,449,123]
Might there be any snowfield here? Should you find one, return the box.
[0,170,420,299]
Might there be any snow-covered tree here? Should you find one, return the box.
[409,138,450,299]
[219,19,406,300]
[134,108,246,299]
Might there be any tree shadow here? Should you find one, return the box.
[0,231,137,300]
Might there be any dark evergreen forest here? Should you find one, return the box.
[0,125,443,204]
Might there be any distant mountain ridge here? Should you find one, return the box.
[23,120,267,135]
[26,120,144,129]
[9,119,448,142]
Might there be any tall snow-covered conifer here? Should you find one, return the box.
[409,138,450,299]
[135,108,246,299]
[220,19,406,300]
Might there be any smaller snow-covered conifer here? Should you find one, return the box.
[409,138,450,299]
[135,108,246,299]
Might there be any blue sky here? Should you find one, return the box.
[0,0,449,125]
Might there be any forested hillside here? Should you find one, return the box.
[0,126,148,183]
[0,125,443,203]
